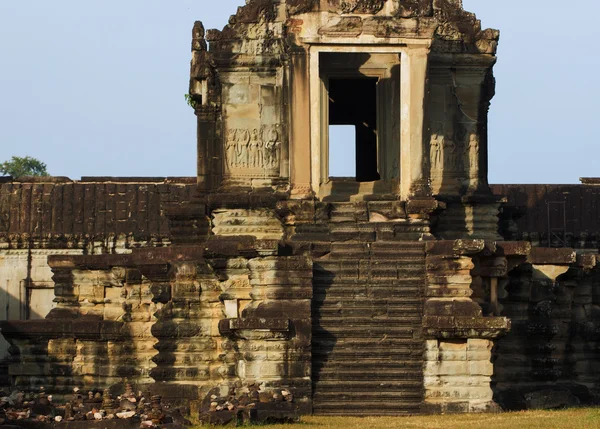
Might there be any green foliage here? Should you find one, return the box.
[185,94,198,109]
[0,156,49,178]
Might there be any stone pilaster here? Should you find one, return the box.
[289,48,312,199]
[400,44,431,200]
[423,240,510,413]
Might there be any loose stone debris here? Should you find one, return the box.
[0,385,191,428]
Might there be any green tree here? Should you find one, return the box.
[0,156,49,178]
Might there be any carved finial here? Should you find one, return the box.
[192,21,207,52]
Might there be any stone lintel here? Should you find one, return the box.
[426,239,486,256]
[527,248,577,265]
[495,241,532,257]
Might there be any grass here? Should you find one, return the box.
[192,408,600,429]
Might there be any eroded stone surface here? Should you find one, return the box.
[1,0,600,423]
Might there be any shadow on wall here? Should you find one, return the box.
[311,261,337,392]
[492,262,600,410]
[492,184,600,249]
[0,287,49,388]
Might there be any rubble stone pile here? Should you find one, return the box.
[0,385,191,428]
[199,383,299,426]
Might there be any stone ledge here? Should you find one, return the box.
[0,319,126,342]
[423,316,510,339]
[219,318,291,340]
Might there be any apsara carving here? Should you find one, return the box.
[226,127,281,173]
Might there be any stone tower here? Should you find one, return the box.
[188,0,503,240]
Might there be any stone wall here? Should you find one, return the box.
[493,250,600,409]
[3,0,600,420]
[492,184,600,249]
[0,178,193,387]
[422,240,510,413]
[424,338,496,412]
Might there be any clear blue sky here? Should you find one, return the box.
[0,1,598,183]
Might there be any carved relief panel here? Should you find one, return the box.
[225,126,282,176]
[221,71,285,180]
[429,67,487,196]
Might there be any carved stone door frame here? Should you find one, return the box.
[318,55,391,187]
[307,42,431,200]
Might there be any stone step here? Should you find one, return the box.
[315,369,423,380]
[312,351,423,363]
[329,240,425,250]
[313,379,423,389]
[312,279,425,289]
[313,283,425,292]
[312,240,425,414]
[311,297,424,307]
[314,310,422,318]
[312,401,422,416]
[313,339,421,348]
[314,306,422,317]
[312,342,423,352]
[313,390,423,400]
[313,269,426,279]
[313,290,423,299]
[314,262,424,271]
[312,318,422,328]
[312,326,418,338]
[315,360,423,371]
[313,277,425,284]
[313,337,424,347]
[327,253,426,262]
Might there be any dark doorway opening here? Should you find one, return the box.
[328,78,379,182]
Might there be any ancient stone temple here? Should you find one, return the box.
[1,0,600,422]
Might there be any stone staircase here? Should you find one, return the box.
[311,241,426,416]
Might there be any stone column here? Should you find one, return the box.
[400,45,431,201]
[422,240,511,413]
[289,48,312,199]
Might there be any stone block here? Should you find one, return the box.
[425,360,468,376]
[105,286,124,301]
[524,389,580,410]
[425,350,439,361]
[469,400,502,413]
[467,350,492,361]
[469,361,493,376]
[439,340,468,351]
[440,350,467,361]
[260,105,279,124]
[426,386,493,401]
[467,339,492,351]
[425,339,440,351]
[103,306,125,321]
[223,103,261,120]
